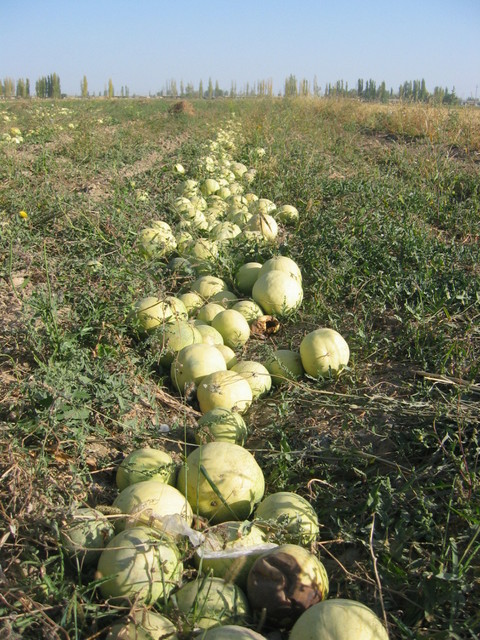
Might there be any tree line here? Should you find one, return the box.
[0,73,462,104]
[1,73,60,98]
[285,75,459,104]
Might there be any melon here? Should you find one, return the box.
[116,448,177,491]
[299,328,350,377]
[265,349,304,385]
[112,480,193,532]
[289,599,389,640]
[61,507,115,566]
[197,370,253,414]
[171,576,250,630]
[97,527,182,604]
[247,544,329,628]
[170,343,227,393]
[194,520,273,588]
[252,271,303,317]
[254,491,319,545]
[177,442,265,523]
[231,361,272,399]
[195,408,249,446]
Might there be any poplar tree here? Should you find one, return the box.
[377,81,388,103]
[108,78,114,98]
[284,74,297,97]
[36,77,46,97]
[16,79,25,97]
[3,77,15,97]
[300,78,310,96]
[198,79,204,98]
[419,78,428,101]
[50,73,61,98]
[81,75,88,98]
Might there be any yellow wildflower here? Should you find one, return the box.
[19,210,28,219]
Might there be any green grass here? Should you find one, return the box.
[1,96,479,638]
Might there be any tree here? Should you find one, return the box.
[364,79,376,101]
[207,77,213,99]
[419,78,428,102]
[377,81,388,103]
[443,86,458,105]
[81,75,88,98]
[36,75,60,98]
[36,77,46,97]
[284,74,297,97]
[412,79,419,101]
[16,78,26,98]
[300,78,310,96]
[3,77,15,97]
[357,78,364,98]
[108,78,114,98]
[198,79,203,99]
[49,73,61,98]
[258,79,266,97]
[400,80,412,100]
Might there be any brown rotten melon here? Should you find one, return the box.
[246,544,329,628]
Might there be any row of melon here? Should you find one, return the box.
[61,437,323,629]
[62,438,386,639]
[133,259,351,415]
[136,123,298,269]
[61,120,387,639]
[124,121,381,637]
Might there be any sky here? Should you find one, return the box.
[1,0,479,99]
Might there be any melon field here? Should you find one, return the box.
[1,97,479,639]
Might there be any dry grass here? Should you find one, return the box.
[320,98,480,152]
[168,100,196,116]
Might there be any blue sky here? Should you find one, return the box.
[1,0,479,99]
